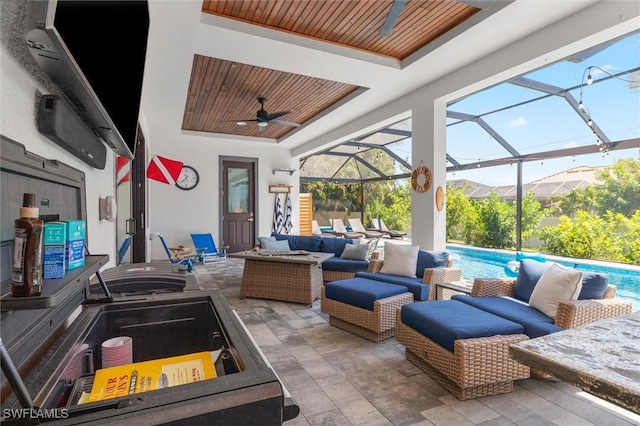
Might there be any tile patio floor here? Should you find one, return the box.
[192,259,640,426]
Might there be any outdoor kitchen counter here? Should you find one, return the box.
[509,311,640,415]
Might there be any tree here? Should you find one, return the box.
[538,210,640,264]
[537,158,640,264]
[364,179,411,231]
[539,211,605,259]
[520,192,546,242]
[593,158,640,217]
[555,186,597,217]
[301,181,361,216]
[552,158,640,218]
[446,184,475,242]
[471,192,516,249]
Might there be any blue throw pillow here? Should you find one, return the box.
[320,238,356,256]
[257,236,276,248]
[272,233,321,251]
[514,259,551,302]
[579,271,608,299]
[262,239,290,251]
[415,250,449,278]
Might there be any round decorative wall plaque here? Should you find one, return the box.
[411,162,432,193]
[435,186,445,211]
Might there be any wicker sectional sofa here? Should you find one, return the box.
[355,250,462,301]
[270,233,379,282]
[396,259,633,400]
[320,248,462,342]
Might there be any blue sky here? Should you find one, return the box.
[441,31,640,186]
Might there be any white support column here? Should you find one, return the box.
[411,98,447,250]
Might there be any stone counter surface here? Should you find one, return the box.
[510,312,640,415]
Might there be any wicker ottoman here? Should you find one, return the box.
[396,300,530,400]
[321,278,413,342]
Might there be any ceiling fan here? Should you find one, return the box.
[380,0,496,36]
[234,97,301,131]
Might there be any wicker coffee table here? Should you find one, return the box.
[230,250,334,305]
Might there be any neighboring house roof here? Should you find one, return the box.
[529,166,601,185]
[448,166,603,200]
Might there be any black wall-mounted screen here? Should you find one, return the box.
[25,0,150,160]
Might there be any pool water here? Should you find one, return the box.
[446,245,640,312]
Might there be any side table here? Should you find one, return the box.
[434,280,473,300]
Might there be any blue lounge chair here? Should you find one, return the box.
[150,232,196,271]
[191,233,227,263]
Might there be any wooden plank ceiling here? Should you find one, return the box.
[182,56,361,139]
[202,0,480,59]
[184,1,481,140]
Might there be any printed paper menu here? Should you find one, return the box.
[79,350,220,404]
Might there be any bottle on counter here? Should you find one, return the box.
[11,193,44,297]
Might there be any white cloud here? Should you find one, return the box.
[505,117,528,128]
[564,140,580,148]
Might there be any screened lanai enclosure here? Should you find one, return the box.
[300,31,640,248]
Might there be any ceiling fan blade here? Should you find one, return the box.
[456,0,495,9]
[266,110,291,121]
[222,118,258,122]
[381,0,408,36]
[269,119,300,128]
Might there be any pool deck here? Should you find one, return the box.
[191,258,640,425]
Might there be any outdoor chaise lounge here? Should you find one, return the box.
[395,259,633,400]
[330,218,364,239]
[371,218,406,238]
[347,218,384,238]
[312,220,336,237]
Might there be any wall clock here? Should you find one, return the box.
[175,165,199,190]
[411,162,432,193]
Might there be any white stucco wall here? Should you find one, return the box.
[140,0,298,260]
[1,42,118,267]
[143,132,297,260]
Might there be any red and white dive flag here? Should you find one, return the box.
[116,156,131,186]
[146,155,183,185]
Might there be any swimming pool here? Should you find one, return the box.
[446,244,640,312]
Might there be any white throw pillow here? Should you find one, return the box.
[529,263,583,318]
[379,243,419,278]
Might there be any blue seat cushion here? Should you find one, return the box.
[415,250,449,278]
[272,233,322,252]
[320,237,357,256]
[514,259,551,302]
[323,258,369,273]
[452,295,563,338]
[579,271,608,300]
[325,278,410,311]
[355,272,429,301]
[401,300,524,352]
